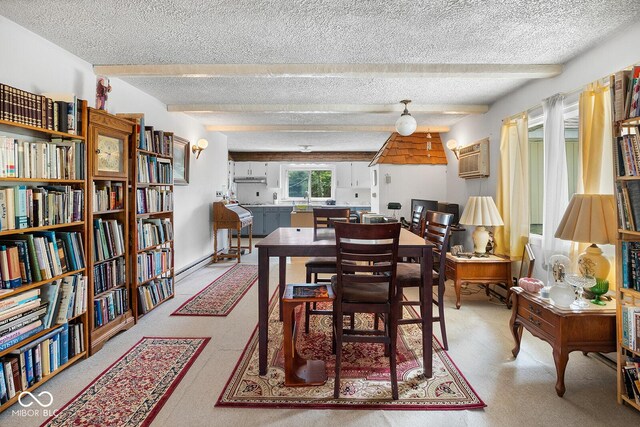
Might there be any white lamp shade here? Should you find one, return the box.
[395,114,417,136]
[554,194,616,245]
[197,138,209,149]
[459,196,504,226]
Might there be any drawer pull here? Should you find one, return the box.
[528,304,541,315]
[528,315,541,327]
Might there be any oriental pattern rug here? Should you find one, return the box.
[172,264,258,316]
[42,337,210,427]
[217,296,485,410]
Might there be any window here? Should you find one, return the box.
[528,103,580,235]
[283,165,335,200]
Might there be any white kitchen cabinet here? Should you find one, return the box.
[336,162,352,188]
[351,162,371,188]
[267,162,281,187]
[235,162,268,177]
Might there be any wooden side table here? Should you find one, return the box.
[282,284,335,387]
[509,287,616,397]
[445,253,511,309]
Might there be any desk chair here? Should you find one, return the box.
[395,211,454,351]
[333,222,401,399]
[304,208,351,333]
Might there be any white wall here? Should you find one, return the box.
[444,25,640,279]
[375,164,448,219]
[0,15,228,271]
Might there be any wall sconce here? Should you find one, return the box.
[446,139,460,159]
[192,138,209,159]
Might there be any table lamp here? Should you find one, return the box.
[459,196,504,256]
[554,194,616,304]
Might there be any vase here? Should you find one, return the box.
[549,281,575,308]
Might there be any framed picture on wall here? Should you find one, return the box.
[173,136,190,185]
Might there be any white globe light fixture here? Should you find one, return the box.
[395,100,417,136]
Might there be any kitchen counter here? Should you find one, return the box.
[241,203,371,208]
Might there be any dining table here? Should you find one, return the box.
[256,226,435,378]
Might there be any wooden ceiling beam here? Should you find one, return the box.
[228,151,376,162]
[207,125,449,133]
[95,63,562,79]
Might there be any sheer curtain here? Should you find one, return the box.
[541,94,570,263]
[495,114,529,258]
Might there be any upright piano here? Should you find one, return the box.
[212,201,253,263]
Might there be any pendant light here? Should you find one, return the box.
[395,100,417,136]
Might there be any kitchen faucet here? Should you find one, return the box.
[304,191,310,205]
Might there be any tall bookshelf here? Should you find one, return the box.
[118,114,175,320]
[0,97,89,412]
[611,68,640,412]
[86,109,135,355]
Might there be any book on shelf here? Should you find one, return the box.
[93,257,125,295]
[0,135,85,180]
[137,154,173,184]
[622,305,640,351]
[136,187,173,214]
[92,181,124,212]
[93,218,124,262]
[137,249,172,283]
[137,218,173,250]
[137,278,173,315]
[94,288,128,328]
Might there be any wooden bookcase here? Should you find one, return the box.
[611,70,640,411]
[0,100,89,412]
[118,114,175,320]
[86,109,135,355]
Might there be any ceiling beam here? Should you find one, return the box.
[168,103,488,115]
[95,63,562,79]
[206,125,449,133]
[229,151,377,162]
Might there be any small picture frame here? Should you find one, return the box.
[173,136,190,185]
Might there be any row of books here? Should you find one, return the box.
[138,278,173,315]
[137,154,172,184]
[137,218,173,251]
[613,67,640,121]
[136,249,172,283]
[92,181,124,212]
[622,305,640,351]
[93,257,125,296]
[621,241,640,290]
[93,219,124,262]
[94,288,128,328]
[615,133,640,177]
[0,231,85,289]
[39,275,87,328]
[0,322,84,404]
[0,136,85,180]
[136,188,173,214]
[616,181,640,232]
[0,85,81,134]
[141,127,172,157]
[622,356,640,405]
[0,185,83,231]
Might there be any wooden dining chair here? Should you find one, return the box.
[332,222,401,399]
[304,207,351,333]
[395,211,454,351]
[509,243,535,306]
[407,205,426,236]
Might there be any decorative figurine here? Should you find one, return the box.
[96,76,112,110]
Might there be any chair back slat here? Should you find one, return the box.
[334,222,401,302]
[424,211,454,278]
[408,205,426,236]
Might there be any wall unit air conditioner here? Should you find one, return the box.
[458,138,490,179]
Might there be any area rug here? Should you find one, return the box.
[216,295,485,410]
[172,264,258,316]
[42,337,210,427]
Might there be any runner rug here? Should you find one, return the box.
[172,264,258,316]
[216,296,485,410]
[42,337,210,427]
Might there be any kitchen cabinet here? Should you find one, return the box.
[351,162,371,188]
[236,162,268,177]
[264,207,280,234]
[336,163,352,188]
[244,207,264,236]
[278,207,292,227]
[267,162,281,187]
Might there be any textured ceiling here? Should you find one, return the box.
[2,0,639,152]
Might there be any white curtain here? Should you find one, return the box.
[541,94,570,263]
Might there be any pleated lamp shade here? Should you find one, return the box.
[554,194,616,245]
[459,196,504,226]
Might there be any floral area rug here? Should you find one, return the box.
[216,296,485,410]
[172,264,258,316]
[42,337,210,427]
